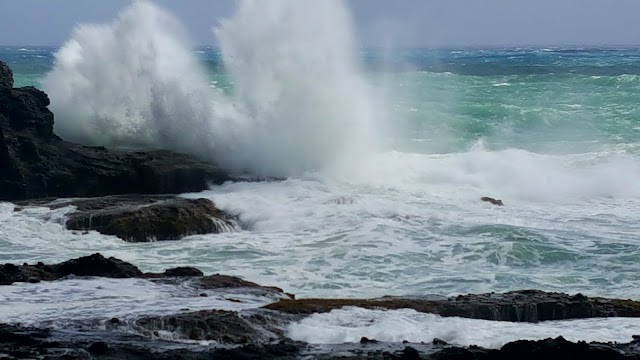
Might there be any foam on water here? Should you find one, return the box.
[288,307,640,348]
[43,0,379,177]
[0,277,286,327]
[4,1,640,345]
[3,146,640,299]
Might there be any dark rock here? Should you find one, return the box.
[1,253,143,285]
[481,196,504,206]
[401,346,421,360]
[0,61,13,90]
[431,347,478,360]
[54,253,143,278]
[195,273,282,292]
[164,267,204,277]
[200,293,209,297]
[0,254,287,305]
[495,336,628,360]
[433,338,449,346]
[109,318,121,325]
[264,289,640,322]
[0,60,236,201]
[360,337,378,344]
[87,341,109,355]
[56,195,238,242]
[133,310,263,344]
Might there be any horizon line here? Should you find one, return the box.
[2,43,640,50]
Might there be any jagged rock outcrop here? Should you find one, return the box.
[57,195,238,242]
[0,60,233,201]
[2,254,640,358]
[0,253,280,289]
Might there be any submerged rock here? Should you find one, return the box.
[0,60,234,201]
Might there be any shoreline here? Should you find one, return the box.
[2,254,640,359]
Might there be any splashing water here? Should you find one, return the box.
[42,0,379,177]
[215,0,378,175]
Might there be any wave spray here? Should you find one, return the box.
[43,0,379,176]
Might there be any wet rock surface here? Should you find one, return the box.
[0,253,280,290]
[264,289,640,322]
[3,256,640,359]
[0,60,236,202]
[2,324,640,360]
[0,253,142,285]
[58,195,238,242]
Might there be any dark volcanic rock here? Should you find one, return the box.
[0,323,303,360]
[134,310,263,344]
[0,253,142,285]
[162,267,204,277]
[0,60,233,201]
[264,289,640,322]
[2,325,640,360]
[59,195,238,242]
[0,254,285,293]
[490,336,630,360]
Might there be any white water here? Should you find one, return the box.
[43,0,379,177]
[288,307,640,348]
[2,147,640,299]
[5,0,640,348]
[0,277,286,326]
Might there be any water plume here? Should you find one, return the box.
[43,0,380,177]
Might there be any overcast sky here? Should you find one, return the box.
[0,0,638,47]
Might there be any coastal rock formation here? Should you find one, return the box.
[2,254,640,358]
[1,324,639,360]
[265,289,640,322]
[134,310,266,344]
[0,253,142,285]
[51,195,238,242]
[0,60,233,201]
[0,253,280,290]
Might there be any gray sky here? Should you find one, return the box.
[0,0,638,47]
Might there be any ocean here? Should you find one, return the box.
[2,0,640,348]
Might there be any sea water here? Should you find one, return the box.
[2,0,640,346]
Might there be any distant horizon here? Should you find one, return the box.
[3,43,640,49]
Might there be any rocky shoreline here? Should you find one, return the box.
[0,60,241,202]
[2,254,640,359]
[2,58,639,359]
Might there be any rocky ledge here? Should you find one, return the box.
[2,327,640,360]
[264,290,640,322]
[0,253,283,292]
[2,254,640,359]
[15,195,240,242]
[0,60,238,201]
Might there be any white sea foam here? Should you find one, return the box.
[3,144,640,300]
[288,307,640,348]
[43,0,380,177]
[0,277,286,326]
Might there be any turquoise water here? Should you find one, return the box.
[4,46,640,154]
[2,46,640,300]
